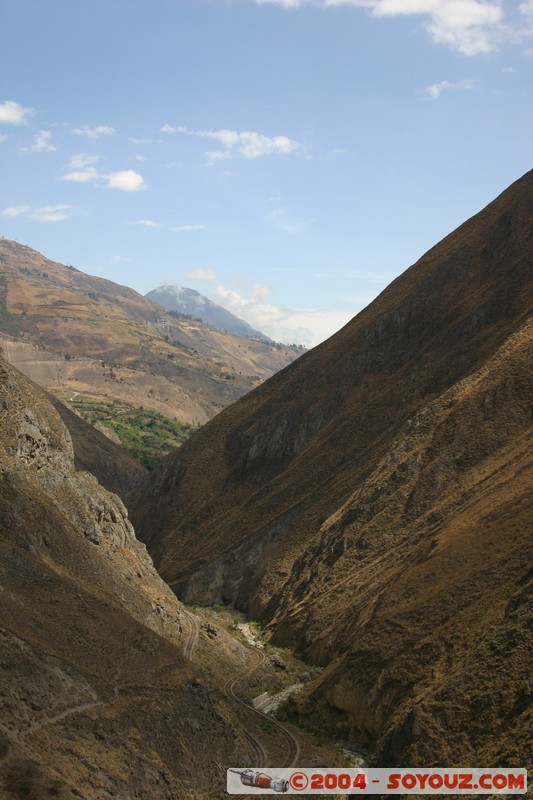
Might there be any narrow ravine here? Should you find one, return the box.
[180,602,367,791]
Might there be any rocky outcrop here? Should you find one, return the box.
[0,356,253,799]
[130,169,533,767]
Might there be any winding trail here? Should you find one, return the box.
[182,606,300,798]
[181,606,200,661]
[24,700,105,735]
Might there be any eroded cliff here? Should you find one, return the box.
[0,356,252,799]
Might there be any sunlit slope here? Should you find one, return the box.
[0,239,301,425]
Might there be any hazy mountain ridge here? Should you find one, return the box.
[0,239,301,426]
[129,170,533,766]
[147,284,274,342]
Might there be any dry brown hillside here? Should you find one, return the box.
[129,170,533,766]
[0,355,255,799]
[0,239,301,425]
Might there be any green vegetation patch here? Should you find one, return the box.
[0,275,19,334]
[69,398,196,469]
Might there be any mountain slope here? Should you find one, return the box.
[129,170,533,766]
[0,355,253,799]
[49,396,148,497]
[147,284,273,341]
[0,240,301,426]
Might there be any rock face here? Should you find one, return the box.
[0,357,252,799]
[130,170,533,766]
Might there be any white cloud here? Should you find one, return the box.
[253,0,517,55]
[2,204,78,222]
[57,150,140,191]
[160,124,188,134]
[110,255,131,263]
[185,268,218,282]
[61,154,103,184]
[213,284,355,347]
[61,166,100,184]
[199,128,302,159]
[0,100,34,125]
[0,134,7,144]
[68,153,100,169]
[129,137,153,144]
[20,130,57,153]
[72,125,116,139]
[502,66,517,72]
[133,154,147,161]
[127,219,162,227]
[105,170,145,191]
[1,205,31,217]
[424,78,478,99]
[171,224,206,233]
[205,150,232,164]
[268,207,315,234]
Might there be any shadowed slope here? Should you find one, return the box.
[130,170,533,765]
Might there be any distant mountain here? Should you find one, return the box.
[146,284,274,342]
[130,170,533,767]
[0,241,301,430]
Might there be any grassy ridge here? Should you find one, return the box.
[69,398,196,469]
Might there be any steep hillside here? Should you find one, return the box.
[49,396,148,497]
[147,284,273,341]
[130,170,533,766]
[0,355,255,799]
[0,240,301,426]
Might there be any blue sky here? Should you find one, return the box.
[1,0,531,346]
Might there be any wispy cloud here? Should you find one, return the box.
[199,128,302,161]
[68,153,100,169]
[185,268,217,282]
[160,124,188,134]
[213,283,354,347]
[61,167,100,183]
[127,219,163,228]
[0,100,35,125]
[171,224,206,233]
[20,130,57,153]
[252,0,524,56]
[268,207,315,235]
[110,255,131,264]
[129,137,153,144]
[72,125,116,139]
[160,123,303,162]
[424,78,478,100]
[61,153,100,183]
[2,204,79,222]
[0,134,7,144]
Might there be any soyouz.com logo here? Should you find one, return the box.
[227,768,527,794]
